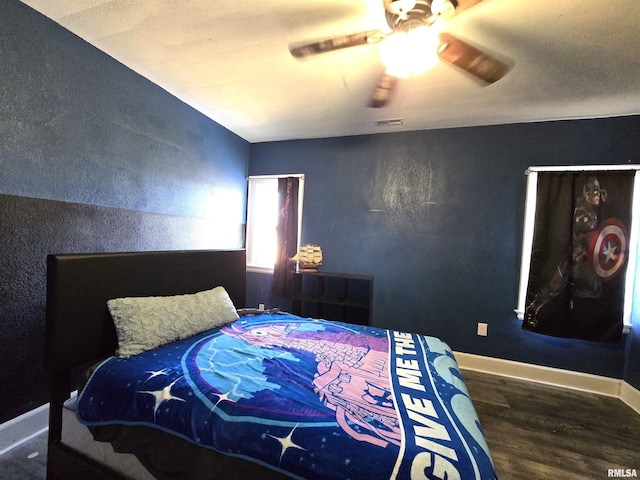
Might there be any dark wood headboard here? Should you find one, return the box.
[44,249,246,478]
[45,249,246,377]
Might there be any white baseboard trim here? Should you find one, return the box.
[0,403,49,456]
[620,381,640,414]
[454,351,640,414]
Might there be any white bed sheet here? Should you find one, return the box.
[61,398,155,480]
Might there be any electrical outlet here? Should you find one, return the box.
[258,303,265,311]
[477,323,488,336]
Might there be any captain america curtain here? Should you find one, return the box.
[523,171,634,342]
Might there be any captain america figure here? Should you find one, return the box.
[525,176,607,328]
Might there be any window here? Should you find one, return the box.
[516,166,640,334]
[246,175,304,272]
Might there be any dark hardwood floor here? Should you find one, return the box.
[462,369,640,479]
[1,370,638,479]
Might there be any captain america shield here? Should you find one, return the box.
[588,218,629,280]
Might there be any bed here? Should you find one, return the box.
[45,249,496,480]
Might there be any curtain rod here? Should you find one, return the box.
[526,165,640,175]
[247,174,305,180]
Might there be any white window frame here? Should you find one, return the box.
[246,174,304,273]
[515,165,640,334]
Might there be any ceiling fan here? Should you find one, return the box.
[289,0,510,108]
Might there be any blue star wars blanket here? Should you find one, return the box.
[77,313,496,480]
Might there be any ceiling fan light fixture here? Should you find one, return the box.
[386,0,418,20]
[430,0,456,19]
[379,26,439,78]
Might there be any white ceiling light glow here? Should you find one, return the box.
[379,25,440,78]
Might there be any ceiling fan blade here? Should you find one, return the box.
[368,72,399,108]
[450,0,487,15]
[289,30,386,59]
[437,32,510,84]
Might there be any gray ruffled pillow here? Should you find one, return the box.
[108,286,239,358]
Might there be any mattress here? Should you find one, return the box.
[62,398,155,480]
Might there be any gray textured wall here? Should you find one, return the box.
[0,194,236,420]
[1,1,249,422]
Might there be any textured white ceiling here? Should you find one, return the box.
[20,0,640,143]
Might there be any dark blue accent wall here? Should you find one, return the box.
[626,274,640,389]
[1,1,248,221]
[0,1,249,423]
[248,118,640,389]
[2,0,639,426]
